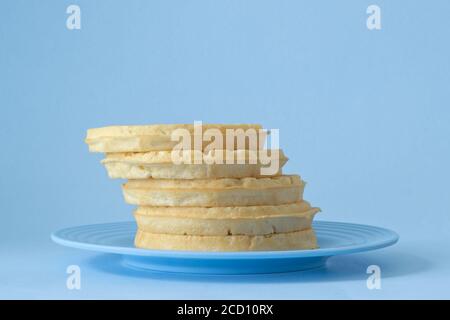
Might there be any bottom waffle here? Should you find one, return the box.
[135,228,318,251]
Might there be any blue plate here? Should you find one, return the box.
[51,221,398,274]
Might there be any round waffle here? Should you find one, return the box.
[122,175,304,207]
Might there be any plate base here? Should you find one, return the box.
[122,255,329,274]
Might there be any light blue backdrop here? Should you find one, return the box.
[1,0,449,299]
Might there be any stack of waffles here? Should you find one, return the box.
[85,124,320,251]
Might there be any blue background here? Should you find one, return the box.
[1,0,449,299]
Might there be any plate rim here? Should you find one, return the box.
[51,220,399,260]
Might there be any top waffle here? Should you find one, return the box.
[86,124,264,152]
